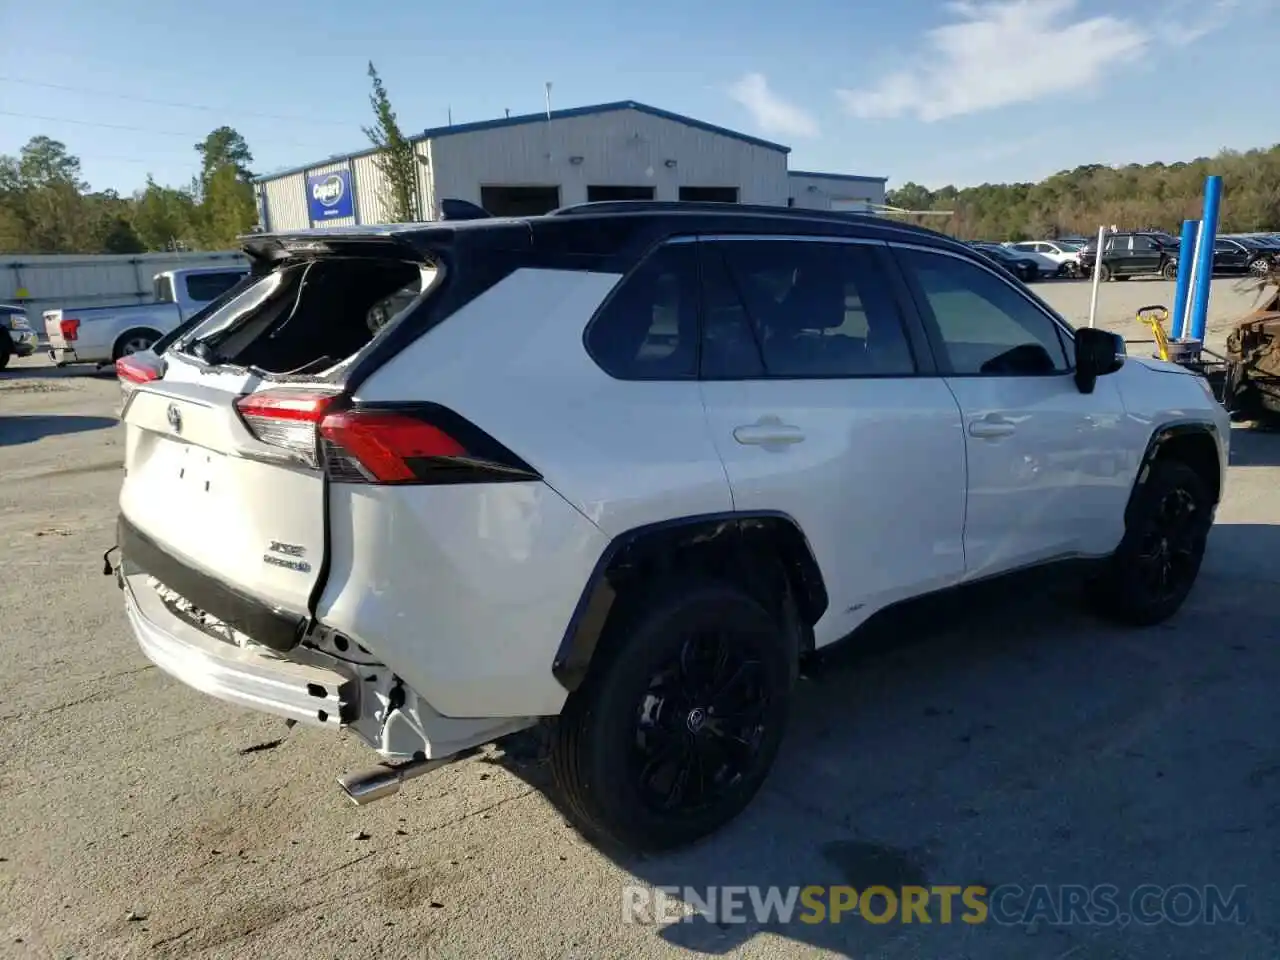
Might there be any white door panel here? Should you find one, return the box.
[702,378,967,644]
[946,374,1133,576]
[891,244,1134,578]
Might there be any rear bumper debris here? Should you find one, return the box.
[120,570,355,728]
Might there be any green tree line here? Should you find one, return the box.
[0,126,259,255]
[0,64,418,255]
[887,144,1280,241]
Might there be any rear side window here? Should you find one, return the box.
[585,243,699,380]
[702,239,916,378]
[899,248,1069,376]
[185,271,246,302]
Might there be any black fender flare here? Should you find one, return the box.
[551,511,828,693]
[1125,420,1223,525]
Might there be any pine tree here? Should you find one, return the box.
[363,63,419,223]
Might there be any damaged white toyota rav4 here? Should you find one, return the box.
[109,201,1229,852]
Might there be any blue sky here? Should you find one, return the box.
[1,0,1276,195]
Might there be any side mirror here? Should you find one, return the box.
[1074,327,1126,394]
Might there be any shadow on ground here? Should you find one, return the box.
[1230,425,1280,467]
[492,530,1280,958]
[0,414,117,446]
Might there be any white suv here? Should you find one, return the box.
[1005,240,1084,276]
[109,202,1229,852]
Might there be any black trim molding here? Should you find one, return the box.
[116,514,305,652]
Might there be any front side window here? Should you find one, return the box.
[585,243,699,380]
[701,239,916,378]
[898,248,1070,376]
[1131,236,1157,251]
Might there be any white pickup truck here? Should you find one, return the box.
[44,266,248,366]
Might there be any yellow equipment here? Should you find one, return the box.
[1136,305,1172,361]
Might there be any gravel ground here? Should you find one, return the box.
[1,277,1278,959]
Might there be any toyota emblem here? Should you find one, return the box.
[166,403,182,433]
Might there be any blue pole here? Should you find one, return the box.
[1170,218,1198,339]
[1188,175,1223,343]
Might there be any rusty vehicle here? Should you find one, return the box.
[1223,270,1280,424]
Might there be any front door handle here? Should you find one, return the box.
[968,416,1017,439]
[733,421,806,446]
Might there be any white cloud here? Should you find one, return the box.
[1157,0,1243,46]
[837,0,1148,122]
[728,73,820,138]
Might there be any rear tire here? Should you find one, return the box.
[0,338,10,371]
[1090,460,1213,626]
[112,328,159,361]
[1161,261,1178,280]
[550,580,792,852]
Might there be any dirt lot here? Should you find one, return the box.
[2,277,1278,959]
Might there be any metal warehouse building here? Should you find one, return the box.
[253,100,887,229]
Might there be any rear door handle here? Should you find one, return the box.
[733,422,806,446]
[968,416,1017,439]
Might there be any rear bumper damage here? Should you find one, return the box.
[121,569,354,728]
[110,513,536,801]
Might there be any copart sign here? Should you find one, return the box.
[306,168,354,222]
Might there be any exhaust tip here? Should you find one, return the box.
[337,755,456,806]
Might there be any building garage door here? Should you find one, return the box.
[679,186,738,203]
[587,185,656,202]
[480,185,562,217]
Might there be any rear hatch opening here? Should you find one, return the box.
[174,254,437,380]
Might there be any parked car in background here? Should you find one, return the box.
[969,242,1041,282]
[1005,240,1083,277]
[1078,232,1179,281]
[0,303,39,370]
[1215,236,1280,275]
[43,266,248,367]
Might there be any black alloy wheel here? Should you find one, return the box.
[551,581,792,851]
[632,629,769,817]
[1132,486,1201,605]
[1090,459,1212,626]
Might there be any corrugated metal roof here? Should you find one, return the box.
[789,169,889,184]
[417,101,790,153]
[254,100,790,183]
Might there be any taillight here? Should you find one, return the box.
[320,405,539,485]
[234,389,338,468]
[115,355,160,385]
[237,390,535,482]
[60,318,80,341]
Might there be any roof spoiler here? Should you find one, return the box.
[440,199,493,221]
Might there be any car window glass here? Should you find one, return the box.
[1213,239,1234,252]
[705,240,916,378]
[900,249,1070,376]
[699,247,765,379]
[586,243,698,379]
[185,271,246,302]
[1131,236,1156,251]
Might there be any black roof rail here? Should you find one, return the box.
[548,199,878,221]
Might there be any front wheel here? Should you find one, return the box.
[1097,263,1113,282]
[551,580,792,852]
[0,337,10,371]
[1089,459,1213,626]
[1249,257,1271,276]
